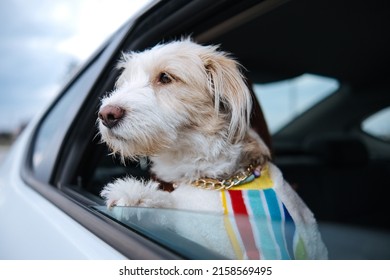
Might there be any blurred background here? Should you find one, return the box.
[0,0,151,163]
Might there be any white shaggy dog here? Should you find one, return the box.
[98,39,327,259]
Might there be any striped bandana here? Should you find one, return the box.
[220,164,308,260]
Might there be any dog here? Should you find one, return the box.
[97,39,328,259]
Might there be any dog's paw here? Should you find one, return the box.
[100,177,173,209]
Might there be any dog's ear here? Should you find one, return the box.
[201,48,252,142]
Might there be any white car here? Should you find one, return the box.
[1,0,390,259]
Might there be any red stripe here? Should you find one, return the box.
[229,190,248,214]
[228,190,260,259]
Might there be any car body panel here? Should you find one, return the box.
[0,124,125,259]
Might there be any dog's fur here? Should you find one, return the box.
[98,39,327,259]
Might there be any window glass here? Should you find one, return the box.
[94,206,225,259]
[32,54,103,182]
[94,205,299,259]
[253,74,339,133]
[361,107,390,141]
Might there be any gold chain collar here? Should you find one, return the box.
[191,162,261,190]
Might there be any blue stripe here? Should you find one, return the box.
[283,205,295,259]
[246,190,278,259]
[264,189,291,259]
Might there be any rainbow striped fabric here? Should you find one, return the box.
[221,165,308,260]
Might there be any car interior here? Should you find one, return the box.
[57,0,390,258]
[201,0,390,231]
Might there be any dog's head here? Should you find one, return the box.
[98,39,253,160]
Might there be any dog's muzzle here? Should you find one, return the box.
[98,105,125,129]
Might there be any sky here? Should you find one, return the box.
[0,0,151,133]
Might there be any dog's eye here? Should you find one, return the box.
[158,72,172,84]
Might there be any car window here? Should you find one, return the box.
[252,74,339,133]
[94,206,227,259]
[94,205,303,260]
[32,47,106,183]
[361,107,390,141]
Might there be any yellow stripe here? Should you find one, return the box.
[221,189,228,215]
[223,216,244,259]
[221,191,244,259]
[230,164,273,190]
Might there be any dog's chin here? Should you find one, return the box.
[99,123,173,161]
[99,124,126,143]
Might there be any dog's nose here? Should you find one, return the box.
[98,105,125,128]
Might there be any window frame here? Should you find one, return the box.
[20,0,288,259]
[20,1,191,259]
